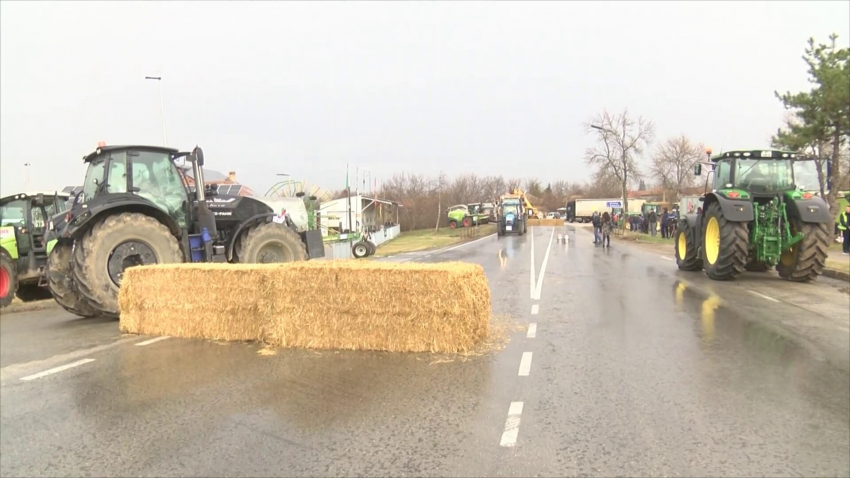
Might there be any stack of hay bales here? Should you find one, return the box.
[119,261,490,353]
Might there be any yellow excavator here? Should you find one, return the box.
[511,189,539,218]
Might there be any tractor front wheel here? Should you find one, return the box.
[47,243,97,317]
[675,220,702,271]
[0,254,16,308]
[701,202,748,281]
[777,219,829,282]
[462,217,473,227]
[449,220,458,229]
[73,213,183,317]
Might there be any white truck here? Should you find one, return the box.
[566,198,646,223]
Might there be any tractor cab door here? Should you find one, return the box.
[125,150,190,229]
[27,197,49,253]
[714,159,733,190]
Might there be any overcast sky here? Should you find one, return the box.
[2,1,848,197]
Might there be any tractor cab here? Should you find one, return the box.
[701,149,799,198]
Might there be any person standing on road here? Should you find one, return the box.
[591,210,601,244]
[660,208,669,239]
[601,211,612,247]
[649,209,658,237]
[840,205,850,255]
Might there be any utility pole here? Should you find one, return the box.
[24,162,31,190]
[145,76,167,146]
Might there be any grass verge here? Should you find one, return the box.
[374,224,496,257]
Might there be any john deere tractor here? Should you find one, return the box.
[676,149,831,281]
[0,192,70,307]
[47,144,324,318]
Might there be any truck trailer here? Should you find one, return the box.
[566,198,646,223]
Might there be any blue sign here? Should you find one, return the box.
[606,201,622,208]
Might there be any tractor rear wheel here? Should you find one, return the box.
[47,243,96,317]
[701,202,748,281]
[449,220,458,229]
[237,222,308,263]
[777,219,829,282]
[675,220,702,271]
[73,213,183,317]
[16,283,53,302]
[462,217,473,227]
[0,254,16,308]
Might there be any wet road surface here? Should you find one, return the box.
[1,225,849,477]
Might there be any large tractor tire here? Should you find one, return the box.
[701,202,748,281]
[352,241,369,259]
[777,219,829,282]
[675,220,702,271]
[73,213,183,317]
[448,220,458,229]
[47,243,97,317]
[16,283,53,302]
[0,253,17,308]
[237,222,308,263]
[364,240,377,256]
[462,217,473,227]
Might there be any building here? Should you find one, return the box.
[318,194,400,236]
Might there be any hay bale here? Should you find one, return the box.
[119,261,491,353]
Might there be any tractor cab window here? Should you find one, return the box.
[502,204,519,215]
[714,160,732,190]
[792,160,821,192]
[0,199,27,227]
[130,151,188,228]
[735,159,793,193]
[106,152,128,194]
[82,157,107,202]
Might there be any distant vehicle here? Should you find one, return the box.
[496,194,527,236]
[545,212,561,219]
[567,198,646,223]
[447,204,487,228]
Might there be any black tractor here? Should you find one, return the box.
[47,145,324,318]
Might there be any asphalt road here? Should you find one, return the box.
[1,225,848,477]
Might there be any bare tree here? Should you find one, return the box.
[584,109,655,213]
[650,135,705,201]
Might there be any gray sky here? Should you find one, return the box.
[2,1,848,197]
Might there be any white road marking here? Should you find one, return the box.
[533,228,555,300]
[20,358,95,382]
[1,336,139,383]
[518,352,533,376]
[135,336,171,346]
[531,304,539,315]
[748,290,780,303]
[500,401,524,447]
[660,256,673,261]
[527,323,537,338]
[405,233,496,261]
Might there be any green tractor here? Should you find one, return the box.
[676,149,832,281]
[1,192,71,307]
[446,204,476,229]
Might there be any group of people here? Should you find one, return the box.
[591,210,612,247]
[627,208,677,237]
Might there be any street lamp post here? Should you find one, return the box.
[145,76,167,146]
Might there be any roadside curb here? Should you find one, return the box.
[0,300,59,316]
[823,268,850,282]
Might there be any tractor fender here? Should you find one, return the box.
[66,202,182,241]
[785,197,832,224]
[705,193,754,222]
[679,213,700,229]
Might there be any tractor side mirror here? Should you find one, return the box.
[193,147,205,166]
[296,192,306,198]
[34,193,45,207]
[309,195,317,201]
[694,164,702,176]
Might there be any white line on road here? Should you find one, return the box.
[527,323,537,338]
[135,336,171,346]
[518,352,533,376]
[20,358,95,382]
[533,228,555,300]
[531,304,539,315]
[660,256,673,261]
[748,290,780,303]
[500,401,524,447]
[405,233,496,261]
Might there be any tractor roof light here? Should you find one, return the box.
[782,153,789,158]
[743,152,751,157]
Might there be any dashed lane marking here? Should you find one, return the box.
[20,358,95,382]
[527,323,537,338]
[135,336,171,346]
[499,401,524,447]
[748,290,780,303]
[531,304,539,315]
[518,352,533,376]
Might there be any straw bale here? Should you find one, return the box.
[119,261,491,353]
[527,219,563,226]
